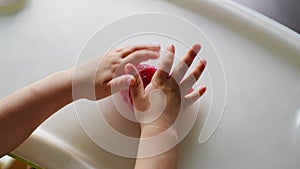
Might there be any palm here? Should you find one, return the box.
[126,44,206,129]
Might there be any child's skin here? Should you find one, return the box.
[128,44,206,169]
[0,44,206,169]
[0,45,160,157]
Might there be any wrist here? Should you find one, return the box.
[140,118,175,136]
[137,126,179,158]
[59,69,74,103]
[140,125,178,139]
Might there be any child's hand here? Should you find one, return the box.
[126,44,206,133]
[73,45,160,100]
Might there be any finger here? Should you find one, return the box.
[109,74,135,94]
[153,44,175,80]
[125,63,145,101]
[123,50,160,66]
[180,60,206,93]
[171,44,201,82]
[120,45,161,58]
[184,86,206,108]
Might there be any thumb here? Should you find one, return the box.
[109,74,135,94]
[125,63,145,104]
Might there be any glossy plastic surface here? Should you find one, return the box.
[1,0,299,168]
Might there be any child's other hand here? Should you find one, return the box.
[73,45,160,100]
[126,44,206,133]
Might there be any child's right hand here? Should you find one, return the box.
[125,44,206,135]
[72,45,160,101]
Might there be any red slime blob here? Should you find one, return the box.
[120,64,157,106]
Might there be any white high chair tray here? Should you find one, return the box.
[0,0,298,168]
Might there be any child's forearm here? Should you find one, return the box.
[134,127,178,169]
[131,44,205,169]
[0,69,73,157]
[0,45,161,157]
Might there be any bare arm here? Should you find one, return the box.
[134,127,179,169]
[0,70,73,157]
[0,45,160,157]
[128,44,206,169]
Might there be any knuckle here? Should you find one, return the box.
[153,78,164,86]
[130,50,140,57]
[192,70,201,77]
[163,59,173,67]
[129,46,136,52]
[183,56,194,65]
[176,63,187,72]
[188,48,197,56]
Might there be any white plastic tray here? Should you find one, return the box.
[1,0,298,168]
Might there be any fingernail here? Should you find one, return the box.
[201,60,207,66]
[168,44,174,50]
[199,86,206,96]
[193,44,201,54]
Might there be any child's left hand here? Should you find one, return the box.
[126,44,206,131]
